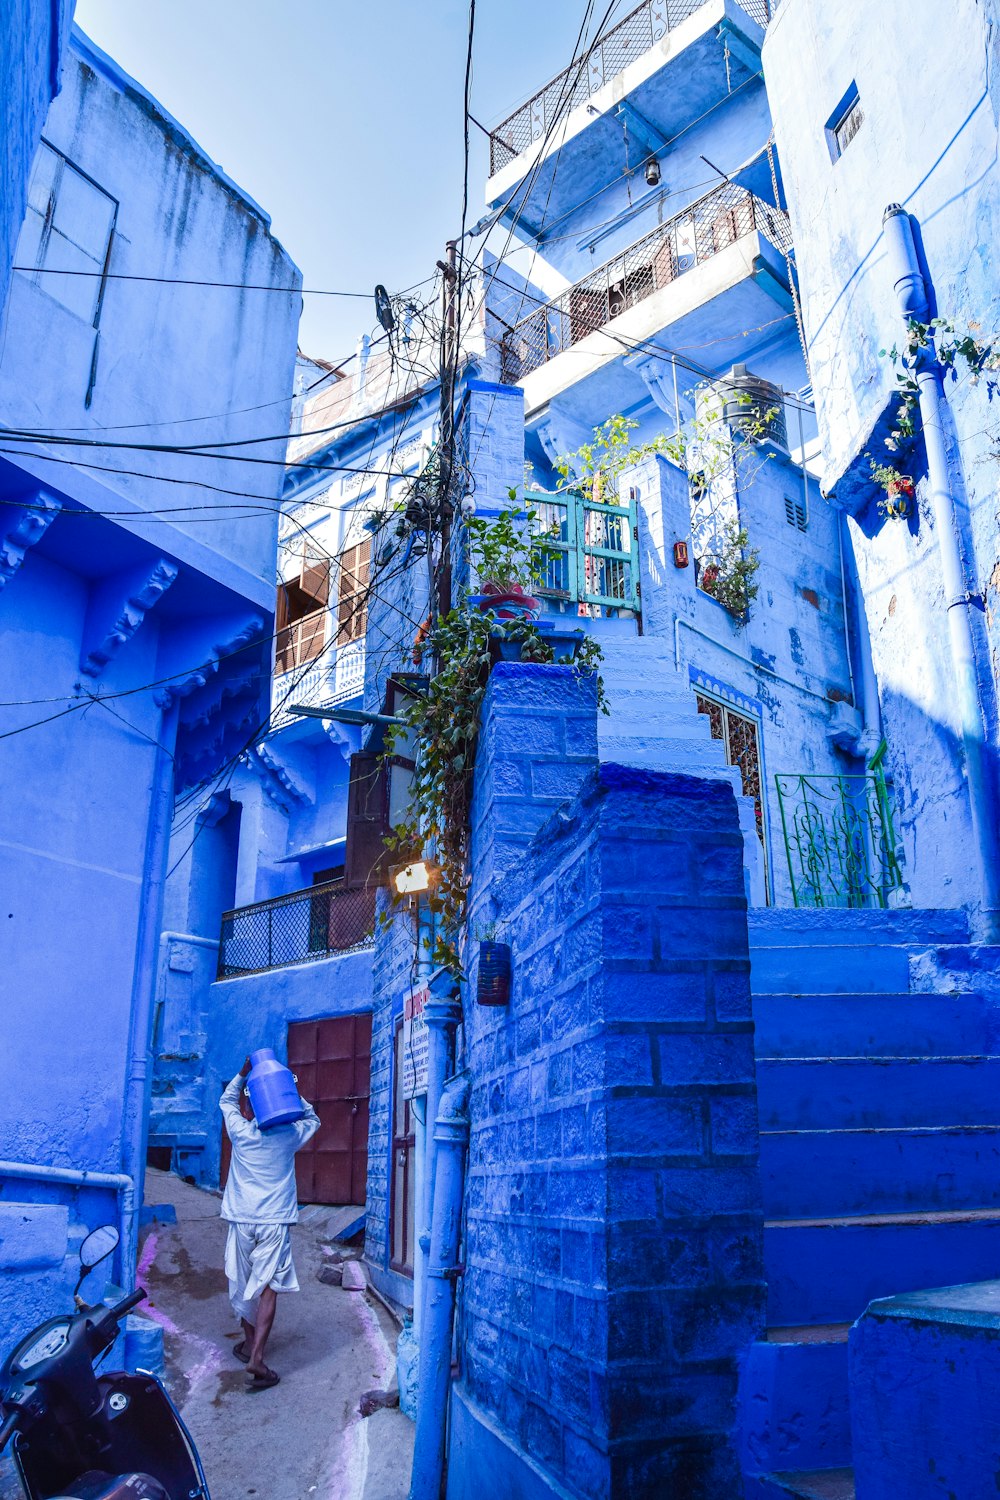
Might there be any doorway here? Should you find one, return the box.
[287,1015,371,1205]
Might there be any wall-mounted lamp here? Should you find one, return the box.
[644,157,662,188]
[393,860,437,896]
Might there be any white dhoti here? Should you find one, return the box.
[224,1222,299,1323]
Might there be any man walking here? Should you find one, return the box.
[219,1056,320,1390]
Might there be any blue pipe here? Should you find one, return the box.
[882,205,1000,924]
[409,1072,470,1500]
[418,969,463,1334]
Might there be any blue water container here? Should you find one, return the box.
[247,1048,303,1129]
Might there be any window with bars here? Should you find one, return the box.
[784,495,808,531]
[337,539,371,644]
[695,692,769,888]
[16,142,117,325]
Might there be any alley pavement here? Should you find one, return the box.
[0,1170,412,1500]
[140,1169,413,1500]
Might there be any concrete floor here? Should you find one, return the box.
[1,1170,414,1500]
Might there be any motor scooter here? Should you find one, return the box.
[0,1223,211,1500]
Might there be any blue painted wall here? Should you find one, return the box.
[0,28,299,1345]
[0,0,72,316]
[450,662,764,1499]
[761,0,1000,911]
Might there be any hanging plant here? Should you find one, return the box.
[382,503,605,973]
[869,460,915,520]
[695,517,760,621]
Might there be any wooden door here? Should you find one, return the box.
[287,1015,372,1206]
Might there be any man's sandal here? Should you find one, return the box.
[245,1368,280,1391]
[233,1341,250,1364]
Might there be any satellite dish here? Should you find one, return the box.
[374,285,395,335]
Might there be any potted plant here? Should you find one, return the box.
[466,490,543,620]
[870,460,915,520]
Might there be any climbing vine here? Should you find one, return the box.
[382,499,605,973]
[879,318,1000,454]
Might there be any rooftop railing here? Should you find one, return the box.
[499,181,792,384]
[217,879,376,980]
[489,0,773,174]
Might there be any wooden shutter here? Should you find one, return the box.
[345,750,390,889]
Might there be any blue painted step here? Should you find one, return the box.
[739,1326,851,1476]
[757,1056,1000,1130]
[764,1210,1000,1325]
[751,946,912,996]
[748,908,970,949]
[744,1469,855,1500]
[753,993,990,1058]
[760,1126,1000,1219]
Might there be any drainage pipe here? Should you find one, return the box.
[418,972,463,1334]
[882,205,1000,921]
[409,1073,470,1500]
[0,1160,135,1286]
[121,699,180,1289]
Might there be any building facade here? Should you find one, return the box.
[0,26,300,1345]
[762,0,1000,921]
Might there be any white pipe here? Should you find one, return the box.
[158,931,220,951]
[121,700,180,1289]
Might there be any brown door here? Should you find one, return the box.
[287,1015,372,1205]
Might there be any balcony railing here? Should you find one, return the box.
[775,770,906,909]
[217,880,377,980]
[489,0,773,173]
[499,182,792,384]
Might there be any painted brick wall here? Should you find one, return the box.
[455,662,765,1499]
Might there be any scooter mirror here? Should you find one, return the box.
[79,1223,119,1272]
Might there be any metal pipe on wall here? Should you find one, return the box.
[882,205,1000,924]
[120,698,180,1288]
[409,1072,470,1500]
[0,1160,134,1287]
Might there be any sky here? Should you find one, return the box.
[73,0,617,363]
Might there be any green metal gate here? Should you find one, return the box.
[528,488,640,614]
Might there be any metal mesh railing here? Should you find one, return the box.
[217,880,377,979]
[500,183,791,383]
[775,771,906,909]
[489,0,773,173]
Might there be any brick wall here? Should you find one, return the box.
[455,662,765,1499]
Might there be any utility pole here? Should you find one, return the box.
[434,239,459,622]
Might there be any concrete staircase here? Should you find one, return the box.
[594,638,766,900]
[741,908,1000,1500]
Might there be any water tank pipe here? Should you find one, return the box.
[409,1072,470,1500]
[882,205,1000,923]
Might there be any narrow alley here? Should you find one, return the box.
[141,1171,411,1500]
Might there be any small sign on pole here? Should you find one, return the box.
[402,983,429,1099]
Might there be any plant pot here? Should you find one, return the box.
[474,585,542,621]
[477,941,511,1006]
[884,478,915,519]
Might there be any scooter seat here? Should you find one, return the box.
[51,1473,170,1500]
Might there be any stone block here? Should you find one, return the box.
[709,1093,759,1157]
[605,1095,703,1157]
[0,1202,69,1269]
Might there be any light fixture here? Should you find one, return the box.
[645,157,661,188]
[393,860,432,895]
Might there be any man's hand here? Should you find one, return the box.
[240,1057,251,1078]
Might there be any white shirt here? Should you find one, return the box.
[219,1073,320,1225]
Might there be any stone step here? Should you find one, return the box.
[757,1056,1000,1130]
[748,907,971,949]
[740,1326,851,1478]
[750,944,915,996]
[598,734,731,769]
[744,1469,855,1500]
[760,1126,1000,1219]
[764,1208,1000,1325]
[752,992,993,1059]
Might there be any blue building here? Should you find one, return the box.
[481,0,892,916]
[0,26,300,1346]
[761,0,1000,924]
